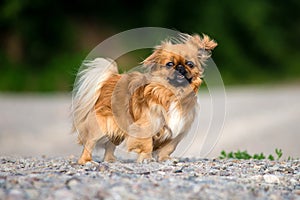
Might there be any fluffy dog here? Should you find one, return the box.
[72,33,217,164]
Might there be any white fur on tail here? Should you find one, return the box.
[71,58,118,134]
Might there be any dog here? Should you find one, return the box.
[72,33,217,164]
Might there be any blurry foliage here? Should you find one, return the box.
[0,0,300,91]
[219,149,283,161]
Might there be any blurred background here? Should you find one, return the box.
[0,0,299,159]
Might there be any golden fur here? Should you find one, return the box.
[72,33,217,164]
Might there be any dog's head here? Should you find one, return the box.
[143,34,217,92]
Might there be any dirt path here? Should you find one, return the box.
[0,85,299,160]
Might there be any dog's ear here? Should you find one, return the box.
[186,34,217,63]
[197,34,217,51]
[143,41,172,65]
[188,34,217,51]
[143,48,162,65]
[142,45,164,73]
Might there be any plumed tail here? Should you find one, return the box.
[71,58,118,136]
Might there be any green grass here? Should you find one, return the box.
[219,148,283,161]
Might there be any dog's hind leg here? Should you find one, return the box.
[103,141,116,162]
[78,138,98,165]
[77,112,104,165]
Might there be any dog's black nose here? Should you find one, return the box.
[176,65,186,75]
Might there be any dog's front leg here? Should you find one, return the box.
[157,136,182,162]
[126,136,154,163]
[127,105,165,163]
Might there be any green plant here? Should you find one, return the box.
[219,149,283,161]
[275,148,283,160]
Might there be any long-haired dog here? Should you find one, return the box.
[72,33,217,164]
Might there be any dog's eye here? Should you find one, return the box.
[165,62,174,68]
[186,61,194,68]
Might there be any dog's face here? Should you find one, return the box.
[143,34,217,92]
[154,44,201,87]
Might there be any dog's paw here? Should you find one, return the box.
[140,157,156,164]
[84,160,99,167]
[159,156,179,165]
[103,156,117,163]
[137,153,155,164]
[158,155,171,162]
[77,158,91,165]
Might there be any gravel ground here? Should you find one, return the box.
[0,156,299,200]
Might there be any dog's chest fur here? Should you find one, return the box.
[167,102,187,138]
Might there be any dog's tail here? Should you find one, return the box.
[71,58,118,135]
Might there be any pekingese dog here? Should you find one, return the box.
[72,33,217,164]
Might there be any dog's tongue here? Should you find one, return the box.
[177,74,185,79]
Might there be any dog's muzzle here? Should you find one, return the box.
[168,65,192,87]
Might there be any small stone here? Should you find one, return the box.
[293,189,300,195]
[174,169,183,173]
[269,166,279,171]
[269,194,281,200]
[219,170,230,176]
[95,188,110,199]
[290,178,298,185]
[111,186,137,199]
[65,171,75,176]
[172,158,179,164]
[85,161,99,167]
[97,164,109,172]
[284,167,294,174]
[25,189,39,199]
[66,177,81,190]
[263,174,280,184]
[250,175,263,182]
[208,169,218,175]
[7,189,25,200]
[0,189,5,199]
[54,189,75,200]
[163,159,178,166]
[157,171,166,175]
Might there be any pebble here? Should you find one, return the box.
[25,189,39,199]
[7,189,25,200]
[0,156,299,199]
[263,174,281,184]
[250,175,263,182]
[65,177,81,190]
[294,189,300,195]
[54,189,75,200]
